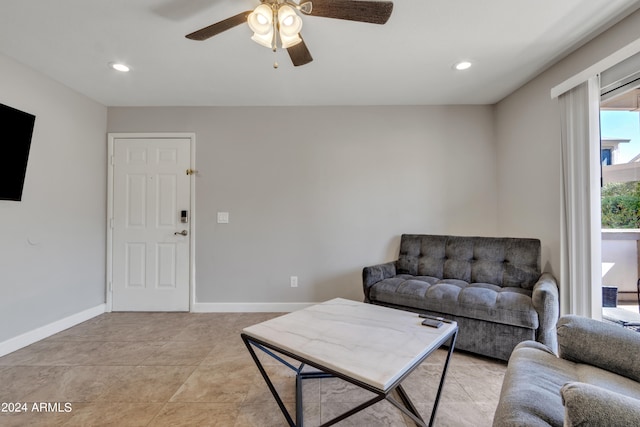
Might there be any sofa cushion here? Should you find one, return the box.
[369,275,538,329]
[396,234,541,289]
[558,315,640,383]
[561,382,640,427]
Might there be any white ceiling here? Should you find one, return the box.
[1,0,639,106]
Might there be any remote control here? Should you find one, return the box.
[419,313,445,322]
[421,318,443,328]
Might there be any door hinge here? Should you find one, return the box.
[110,155,115,166]
[109,281,113,292]
[186,168,198,175]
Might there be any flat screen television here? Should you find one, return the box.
[0,103,36,201]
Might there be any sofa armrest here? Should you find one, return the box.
[561,382,640,427]
[362,261,396,302]
[532,272,559,353]
[557,315,640,383]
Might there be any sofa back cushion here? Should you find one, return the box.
[396,234,541,289]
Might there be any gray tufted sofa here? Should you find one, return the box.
[362,234,559,360]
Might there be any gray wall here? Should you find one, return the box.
[108,106,498,304]
[0,53,107,342]
[495,9,640,281]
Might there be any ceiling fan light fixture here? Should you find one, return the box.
[278,5,303,48]
[251,31,275,48]
[248,4,275,47]
[256,13,269,26]
[280,33,302,48]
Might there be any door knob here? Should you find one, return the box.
[174,230,188,236]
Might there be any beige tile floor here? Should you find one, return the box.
[0,312,506,426]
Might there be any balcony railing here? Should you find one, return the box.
[602,229,640,303]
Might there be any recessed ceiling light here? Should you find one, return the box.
[109,62,130,72]
[454,61,472,71]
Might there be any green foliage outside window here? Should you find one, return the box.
[601,181,640,229]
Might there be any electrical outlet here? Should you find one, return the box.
[290,276,298,288]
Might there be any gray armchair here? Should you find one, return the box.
[493,315,640,427]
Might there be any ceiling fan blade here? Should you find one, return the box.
[306,0,393,25]
[186,11,252,40]
[287,37,313,67]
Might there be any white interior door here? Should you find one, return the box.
[111,137,191,311]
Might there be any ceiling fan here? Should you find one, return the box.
[185,0,394,67]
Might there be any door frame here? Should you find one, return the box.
[106,132,196,312]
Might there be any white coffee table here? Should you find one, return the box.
[241,298,458,427]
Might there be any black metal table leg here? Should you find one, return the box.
[242,335,297,427]
[242,328,457,427]
[428,329,457,427]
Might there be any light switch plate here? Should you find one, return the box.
[217,212,229,224]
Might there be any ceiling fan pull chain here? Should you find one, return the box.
[273,43,279,69]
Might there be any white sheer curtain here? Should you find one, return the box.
[559,76,603,318]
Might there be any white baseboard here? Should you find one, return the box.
[0,304,106,357]
[192,302,317,313]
